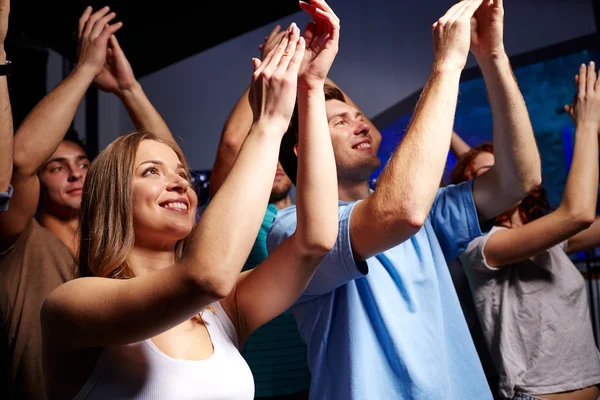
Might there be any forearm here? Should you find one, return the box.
[295,84,338,252]
[13,66,94,175]
[479,53,541,195]
[450,131,471,160]
[372,68,461,223]
[118,82,175,145]
[559,122,599,222]
[183,123,283,293]
[209,86,253,197]
[0,48,12,191]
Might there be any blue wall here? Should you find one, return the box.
[375,48,600,209]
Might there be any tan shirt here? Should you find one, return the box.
[0,220,75,400]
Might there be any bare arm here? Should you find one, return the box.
[567,217,600,254]
[41,23,304,351]
[228,1,340,341]
[0,0,10,193]
[93,35,176,146]
[0,8,122,247]
[469,0,541,221]
[483,63,600,267]
[450,130,471,160]
[209,86,253,198]
[350,0,483,261]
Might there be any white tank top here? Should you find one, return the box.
[73,302,255,399]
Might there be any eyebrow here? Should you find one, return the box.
[137,160,185,170]
[327,111,363,122]
[44,154,88,168]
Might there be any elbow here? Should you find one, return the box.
[523,173,542,194]
[187,269,236,301]
[218,133,243,160]
[12,147,34,177]
[571,211,596,231]
[293,229,338,259]
[559,206,596,232]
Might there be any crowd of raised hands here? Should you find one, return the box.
[1,0,600,399]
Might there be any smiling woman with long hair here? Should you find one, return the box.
[39,1,341,398]
[454,63,600,400]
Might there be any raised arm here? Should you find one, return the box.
[450,130,471,160]
[209,25,284,198]
[92,33,176,146]
[350,0,483,261]
[483,62,600,267]
[41,24,305,351]
[0,0,12,195]
[225,0,339,342]
[469,0,542,221]
[0,6,121,248]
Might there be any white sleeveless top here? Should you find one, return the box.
[74,302,254,399]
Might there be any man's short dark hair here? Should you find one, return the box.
[279,84,346,185]
[63,128,89,158]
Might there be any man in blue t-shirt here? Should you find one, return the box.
[267,1,542,399]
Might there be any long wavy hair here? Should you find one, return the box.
[451,143,552,225]
[77,131,191,279]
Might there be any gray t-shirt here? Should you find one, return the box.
[459,226,600,398]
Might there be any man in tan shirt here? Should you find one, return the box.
[0,6,177,399]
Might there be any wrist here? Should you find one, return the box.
[0,48,6,64]
[71,64,98,83]
[116,81,143,100]
[475,50,509,70]
[298,78,326,94]
[251,118,290,139]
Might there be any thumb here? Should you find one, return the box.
[252,57,262,71]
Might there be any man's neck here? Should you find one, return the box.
[39,212,79,255]
[272,194,293,210]
[338,178,372,202]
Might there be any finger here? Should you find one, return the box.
[90,12,116,39]
[252,57,262,71]
[83,6,110,38]
[267,24,282,41]
[314,7,340,42]
[98,21,123,43]
[108,34,124,57]
[587,61,596,94]
[457,0,485,21]
[256,26,290,76]
[307,0,340,23]
[438,1,469,25]
[277,24,301,71]
[302,21,316,48]
[78,6,93,39]
[287,36,305,77]
[264,23,295,75]
[299,2,320,22]
[578,63,586,97]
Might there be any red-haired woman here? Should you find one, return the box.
[454,63,600,400]
[40,1,340,399]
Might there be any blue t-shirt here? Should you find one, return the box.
[0,184,13,212]
[266,180,492,399]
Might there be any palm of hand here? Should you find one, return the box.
[471,5,504,55]
[300,32,335,81]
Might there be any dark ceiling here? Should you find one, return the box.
[8,0,300,78]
